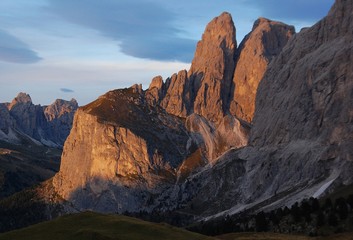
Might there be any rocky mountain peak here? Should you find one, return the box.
[252,17,273,30]
[0,93,78,147]
[149,12,293,124]
[70,98,78,105]
[149,76,163,90]
[14,92,32,103]
[252,17,267,29]
[130,83,143,95]
[146,76,165,106]
[44,98,78,121]
[188,12,237,122]
[230,17,295,122]
[8,92,32,110]
[190,12,236,72]
[159,70,189,117]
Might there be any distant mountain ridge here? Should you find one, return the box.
[0,92,78,147]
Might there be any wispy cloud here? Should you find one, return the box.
[46,0,196,62]
[60,88,74,93]
[0,29,42,64]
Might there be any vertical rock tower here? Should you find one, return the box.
[189,12,237,122]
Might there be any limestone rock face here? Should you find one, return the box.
[230,18,295,122]
[251,0,353,148]
[244,0,353,202]
[44,98,78,121]
[0,93,78,147]
[189,12,237,122]
[160,70,190,117]
[145,76,164,106]
[44,98,78,145]
[53,88,191,212]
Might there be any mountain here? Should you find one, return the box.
[0,94,77,199]
[169,0,353,219]
[4,0,352,236]
[0,93,78,147]
[51,11,293,214]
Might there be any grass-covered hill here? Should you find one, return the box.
[2,211,353,240]
[0,211,213,240]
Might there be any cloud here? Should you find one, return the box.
[60,88,74,93]
[46,0,197,62]
[0,29,42,64]
[120,38,196,62]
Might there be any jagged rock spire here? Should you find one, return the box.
[189,12,237,122]
[230,18,295,122]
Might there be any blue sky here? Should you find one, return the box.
[0,0,334,105]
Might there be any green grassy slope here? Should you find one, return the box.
[0,211,214,240]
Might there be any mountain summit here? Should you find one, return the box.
[8,92,32,109]
[188,12,236,122]
[231,18,295,122]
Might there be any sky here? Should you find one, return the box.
[0,0,334,106]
